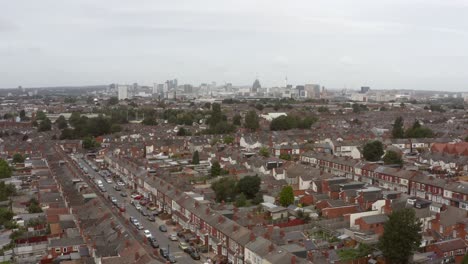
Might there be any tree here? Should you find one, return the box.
[383,150,403,165]
[38,118,52,131]
[35,111,46,120]
[259,147,270,157]
[211,177,237,202]
[177,127,189,136]
[317,106,329,113]
[279,186,294,207]
[0,182,16,201]
[82,137,101,150]
[392,116,405,138]
[279,153,292,160]
[12,153,25,163]
[27,198,43,213]
[223,136,234,144]
[363,140,384,161]
[235,193,247,207]
[232,114,242,126]
[55,115,68,129]
[192,151,200,165]
[142,116,158,126]
[237,175,261,199]
[378,208,422,264]
[108,97,119,105]
[254,103,264,111]
[0,159,12,179]
[19,110,26,120]
[244,110,260,131]
[405,121,434,138]
[211,161,222,178]
[68,112,81,127]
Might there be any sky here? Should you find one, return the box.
[1,0,468,91]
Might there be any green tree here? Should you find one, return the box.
[19,110,26,120]
[405,121,434,138]
[236,175,261,199]
[392,116,405,138]
[279,153,292,160]
[108,97,119,105]
[0,159,12,179]
[317,106,329,113]
[12,153,25,163]
[0,207,14,226]
[82,137,101,150]
[232,114,242,126]
[279,186,294,207]
[255,103,264,111]
[142,116,158,126]
[192,151,200,165]
[0,182,16,201]
[35,111,46,120]
[259,147,270,157]
[383,150,403,165]
[177,127,190,136]
[211,161,222,178]
[244,110,260,131]
[363,141,384,161]
[378,208,422,264]
[68,112,81,127]
[55,115,68,129]
[211,177,237,202]
[38,118,52,131]
[27,198,43,213]
[235,193,247,207]
[223,136,234,144]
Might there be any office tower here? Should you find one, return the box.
[252,79,261,93]
[118,85,128,100]
[361,86,370,93]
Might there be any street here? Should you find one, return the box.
[77,158,198,264]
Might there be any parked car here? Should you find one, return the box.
[114,185,122,191]
[143,230,152,238]
[159,248,169,259]
[135,204,142,211]
[189,250,200,260]
[169,233,178,241]
[147,215,156,222]
[118,204,126,212]
[130,193,142,200]
[149,238,159,248]
[105,178,112,184]
[139,199,148,206]
[120,192,128,197]
[178,242,189,252]
[140,210,148,217]
[167,255,177,263]
[117,181,125,186]
[136,223,144,230]
[159,225,167,232]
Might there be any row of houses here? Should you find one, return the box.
[300,152,468,210]
[104,150,304,264]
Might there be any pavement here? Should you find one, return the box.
[77,158,201,264]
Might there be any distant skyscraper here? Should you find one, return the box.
[118,85,128,100]
[305,84,321,99]
[252,79,261,93]
[360,86,370,94]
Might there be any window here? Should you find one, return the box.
[63,247,67,253]
[55,248,61,253]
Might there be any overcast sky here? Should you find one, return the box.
[1,0,468,91]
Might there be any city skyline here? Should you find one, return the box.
[1,0,468,91]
